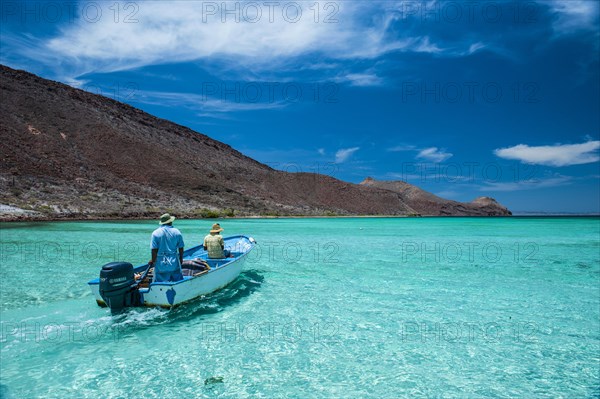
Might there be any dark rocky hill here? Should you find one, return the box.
[0,65,510,220]
[360,177,511,216]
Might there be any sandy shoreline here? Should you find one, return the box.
[0,212,416,223]
[1,211,596,223]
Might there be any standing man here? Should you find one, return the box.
[203,223,231,258]
[150,213,185,282]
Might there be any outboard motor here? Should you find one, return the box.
[99,262,141,312]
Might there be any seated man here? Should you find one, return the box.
[149,213,185,282]
[203,223,231,259]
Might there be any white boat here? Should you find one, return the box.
[88,235,256,311]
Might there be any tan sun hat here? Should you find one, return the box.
[210,223,224,233]
[159,213,176,225]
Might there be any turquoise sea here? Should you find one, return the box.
[0,217,599,398]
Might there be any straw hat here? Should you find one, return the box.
[210,223,224,233]
[159,213,176,225]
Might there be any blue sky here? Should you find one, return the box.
[1,0,599,213]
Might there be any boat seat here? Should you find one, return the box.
[205,259,227,266]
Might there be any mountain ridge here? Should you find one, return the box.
[0,65,511,220]
[360,177,511,216]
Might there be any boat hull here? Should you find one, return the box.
[88,235,255,309]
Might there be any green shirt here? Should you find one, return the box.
[204,233,225,258]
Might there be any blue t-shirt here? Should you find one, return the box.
[151,225,185,272]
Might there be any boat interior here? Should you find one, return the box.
[135,251,245,289]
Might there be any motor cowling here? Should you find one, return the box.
[99,262,140,312]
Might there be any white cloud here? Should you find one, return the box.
[413,36,443,54]
[335,147,360,163]
[317,148,326,156]
[337,73,384,87]
[494,140,600,167]
[416,147,453,163]
[34,2,432,78]
[388,144,453,163]
[546,0,600,35]
[0,1,493,83]
[467,42,486,55]
[135,90,286,117]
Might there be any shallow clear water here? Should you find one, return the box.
[0,217,599,398]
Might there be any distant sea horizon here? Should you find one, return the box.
[510,212,600,216]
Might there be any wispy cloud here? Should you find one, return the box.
[134,90,286,118]
[386,172,470,183]
[416,147,453,163]
[387,145,417,152]
[335,147,360,163]
[387,144,453,163]
[480,175,574,192]
[466,42,487,55]
[336,73,384,87]
[28,2,426,79]
[494,140,600,167]
[385,171,578,195]
[413,36,443,54]
[1,2,508,84]
[546,0,600,36]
